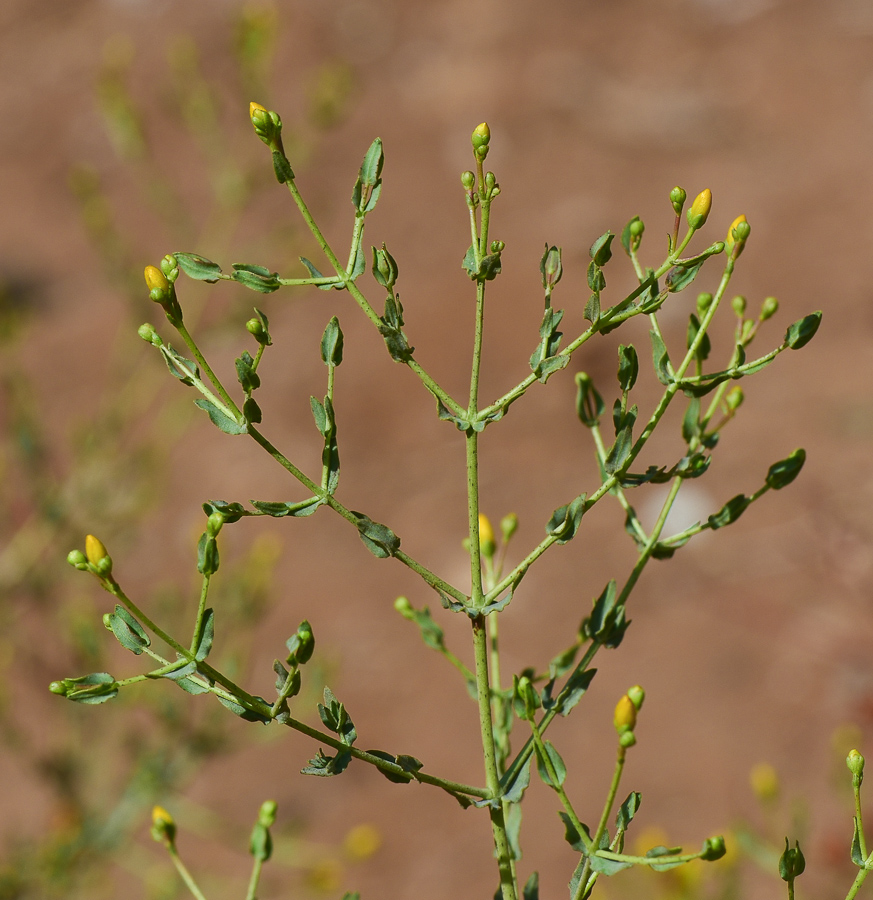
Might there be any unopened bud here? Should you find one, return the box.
[516,675,540,719]
[700,835,727,861]
[137,323,162,347]
[778,838,805,882]
[372,243,399,289]
[206,511,224,538]
[160,254,179,283]
[67,549,88,570]
[394,596,414,617]
[478,514,496,559]
[461,170,475,190]
[49,680,68,696]
[144,265,169,298]
[85,534,110,567]
[687,189,712,230]
[500,513,519,543]
[670,186,687,215]
[760,296,779,321]
[725,215,750,258]
[847,749,865,779]
[614,694,637,734]
[731,295,747,317]
[541,245,563,292]
[490,239,505,254]
[619,730,637,748]
[258,799,278,828]
[725,385,744,412]
[151,805,177,846]
[471,122,491,160]
[696,292,714,317]
[249,101,283,148]
[246,318,267,343]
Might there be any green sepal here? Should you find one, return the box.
[286,620,315,665]
[272,149,294,184]
[197,532,220,575]
[779,838,807,879]
[784,311,821,350]
[708,494,749,530]
[321,316,344,367]
[249,822,273,863]
[231,263,281,293]
[352,138,384,214]
[235,351,261,393]
[174,252,223,282]
[766,448,806,489]
[353,512,400,558]
[620,217,643,256]
[589,230,614,266]
[649,329,673,385]
[62,673,119,705]
[545,493,586,545]
[301,747,352,776]
[194,399,247,435]
[462,245,503,282]
[665,259,704,293]
[216,694,272,723]
[160,345,199,385]
[534,739,566,787]
[700,835,726,861]
[107,605,150,655]
[318,686,357,746]
[559,812,591,852]
[193,609,215,662]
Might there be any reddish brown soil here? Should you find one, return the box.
[3,1,873,898]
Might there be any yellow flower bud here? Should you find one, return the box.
[250,101,267,119]
[85,534,108,566]
[725,214,749,258]
[847,748,866,779]
[472,122,491,146]
[151,805,176,845]
[687,188,712,229]
[478,513,496,558]
[143,265,169,293]
[613,694,637,734]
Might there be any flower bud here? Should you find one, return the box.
[102,612,113,630]
[847,749,865,779]
[206,511,224,538]
[250,101,283,148]
[725,385,744,412]
[137,323,163,347]
[670,186,687,215]
[471,122,491,160]
[686,189,712,230]
[394,596,413,617]
[629,219,644,238]
[478,514,496,559]
[489,239,505,254]
[696,292,714,317]
[725,214,750,258]
[619,730,637,748]
[461,170,475,190]
[759,296,779,321]
[160,254,179,283]
[614,694,637,734]
[144,265,169,298]
[151,805,177,847]
[500,513,519,543]
[540,245,563,292]
[778,838,805,882]
[700,835,726,861]
[484,172,496,194]
[372,243,399,289]
[731,295,747,317]
[85,534,109,567]
[67,549,88,570]
[516,675,540,719]
[49,680,68,696]
[246,318,268,343]
[627,684,645,710]
[258,799,278,828]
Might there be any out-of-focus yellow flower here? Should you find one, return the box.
[305,858,342,894]
[749,761,779,802]
[344,823,382,860]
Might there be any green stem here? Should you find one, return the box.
[189,573,211,656]
[245,856,265,900]
[473,615,518,900]
[175,321,241,419]
[846,867,868,900]
[168,846,208,900]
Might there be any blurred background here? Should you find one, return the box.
[2,0,872,898]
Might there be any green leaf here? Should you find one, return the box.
[766,448,806,490]
[852,821,864,867]
[436,399,470,431]
[272,149,295,184]
[461,244,478,277]
[160,345,198,385]
[173,676,210,695]
[589,230,614,266]
[687,313,711,362]
[682,397,701,443]
[546,493,587,545]
[107,606,150,655]
[665,259,704,293]
[243,397,262,425]
[231,263,281,293]
[299,256,338,290]
[620,217,642,256]
[558,812,590,852]
[548,644,579,681]
[318,686,357,745]
[552,667,597,716]
[368,749,414,784]
[310,396,329,436]
[680,372,732,398]
[379,295,413,362]
[616,791,642,832]
[64,673,119,705]
[193,609,215,661]
[583,581,617,641]
[649,329,673,385]
[174,252,223,282]
[300,747,352,776]
[235,351,261,394]
[587,260,606,294]
[575,373,604,428]
[194,399,247,435]
[216,694,272,723]
[646,845,685,871]
[708,494,749,530]
[353,513,400,558]
[589,853,633,876]
[405,606,444,651]
[604,420,633,476]
[501,758,532,804]
[202,500,247,523]
[505,801,523,861]
[197,532,220,575]
[617,344,639,392]
[584,292,601,324]
[522,872,539,900]
[784,311,821,350]
[321,316,344,367]
[534,740,566,787]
